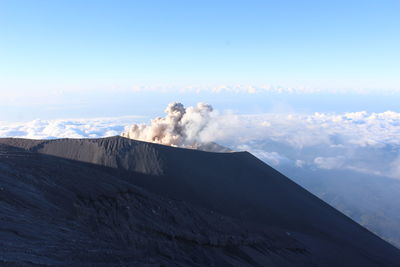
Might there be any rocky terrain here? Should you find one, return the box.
[0,136,399,266]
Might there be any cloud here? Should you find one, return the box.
[226,111,400,179]
[121,102,233,152]
[0,116,141,139]
[126,84,318,94]
[2,105,400,179]
[125,85,400,95]
[126,85,326,94]
[314,156,345,170]
[236,111,400,148]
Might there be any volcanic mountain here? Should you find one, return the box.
[0,136,399,266]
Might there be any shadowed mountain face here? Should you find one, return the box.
[280,166,400,249]
[1,136,400,266]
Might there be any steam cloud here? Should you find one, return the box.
[121,102,231,152]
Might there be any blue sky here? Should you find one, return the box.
[1,0,399,120]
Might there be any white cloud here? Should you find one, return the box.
[295,160,306,168]
[314,156,345,170]
[217,111,400,179]
[236,111,400,148]
[2,108,400,179]
[0,116,142,139]
[124,85,400,95]
[125,84,321,94]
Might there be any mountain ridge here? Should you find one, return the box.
[1,136,399,266]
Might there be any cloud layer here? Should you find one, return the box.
[0,116,140,139]
[227,111,400,179]
[129,85,400,94]
[2,105,400,179]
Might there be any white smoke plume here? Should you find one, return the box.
[121,102,231,152]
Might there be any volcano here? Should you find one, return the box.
[0,136,399,266]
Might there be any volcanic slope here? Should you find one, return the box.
[0,136,400,266]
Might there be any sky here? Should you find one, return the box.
[1,0,400,121]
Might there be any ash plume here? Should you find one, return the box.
[121,102,231,152]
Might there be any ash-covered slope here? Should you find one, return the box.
[0,143,311,266]
[1,136,400,266]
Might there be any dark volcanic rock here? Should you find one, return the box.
[0,136,400,266]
